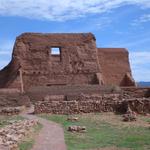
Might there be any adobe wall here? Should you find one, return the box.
[0,60,21,89]
[0,33,136,91]
[0,89,30,107]
[97,48,135,86]
[0,33,102,90]
[26,85,121,102]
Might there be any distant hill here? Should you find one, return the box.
[137,82,150,87]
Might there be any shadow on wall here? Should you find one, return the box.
[120,73,136,87]
[145,89,150,98]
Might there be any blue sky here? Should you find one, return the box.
[0,0,150,81]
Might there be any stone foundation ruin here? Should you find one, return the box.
[31,86,150,115]
[0,33,149,115]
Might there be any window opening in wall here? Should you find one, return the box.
[50,47,61,62]
[51,47,61,55]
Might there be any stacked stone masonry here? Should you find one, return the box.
[0,107,24,116]
[0,86,149,114]
[34,93,150,114]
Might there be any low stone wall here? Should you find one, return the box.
[122,87,150,98]
[121,98,150,114]
[34,94,121,114]
[34,94,150,114]
[0,87,149,115]
[0,106,25,116]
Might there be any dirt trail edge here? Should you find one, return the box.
[21,107,67,150]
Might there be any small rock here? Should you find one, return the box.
[122,111,137,122]
[0,119,38,150]
[67,116,79,122]
[68,126,86,133]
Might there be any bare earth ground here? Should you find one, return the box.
[21,106,67,150]
[0,145,8,150]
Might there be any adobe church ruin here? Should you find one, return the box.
[0,33,135,91]
[0,33,150,115]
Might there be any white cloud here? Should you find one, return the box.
[130,51,150,81]
[106,31,150,50]
[132,13,150,26]
[0,0,150,21]
[130,52,150,65]
[139,14,150,23]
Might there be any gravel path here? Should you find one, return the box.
[21,107,67,150]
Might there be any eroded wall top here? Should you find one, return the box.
[98,48,135,86]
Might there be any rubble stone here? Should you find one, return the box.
[122,112,137,122]
[0,119,38,150]
[68,126,86,133]
[0,106,25,116]
[67,116,79,122]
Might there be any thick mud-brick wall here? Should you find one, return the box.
[98,48,135,86]
[0,33,136,91]
[0,33,102,90]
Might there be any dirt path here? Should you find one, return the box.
[21,107,67,150]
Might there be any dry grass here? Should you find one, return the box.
[80,112,150,128]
